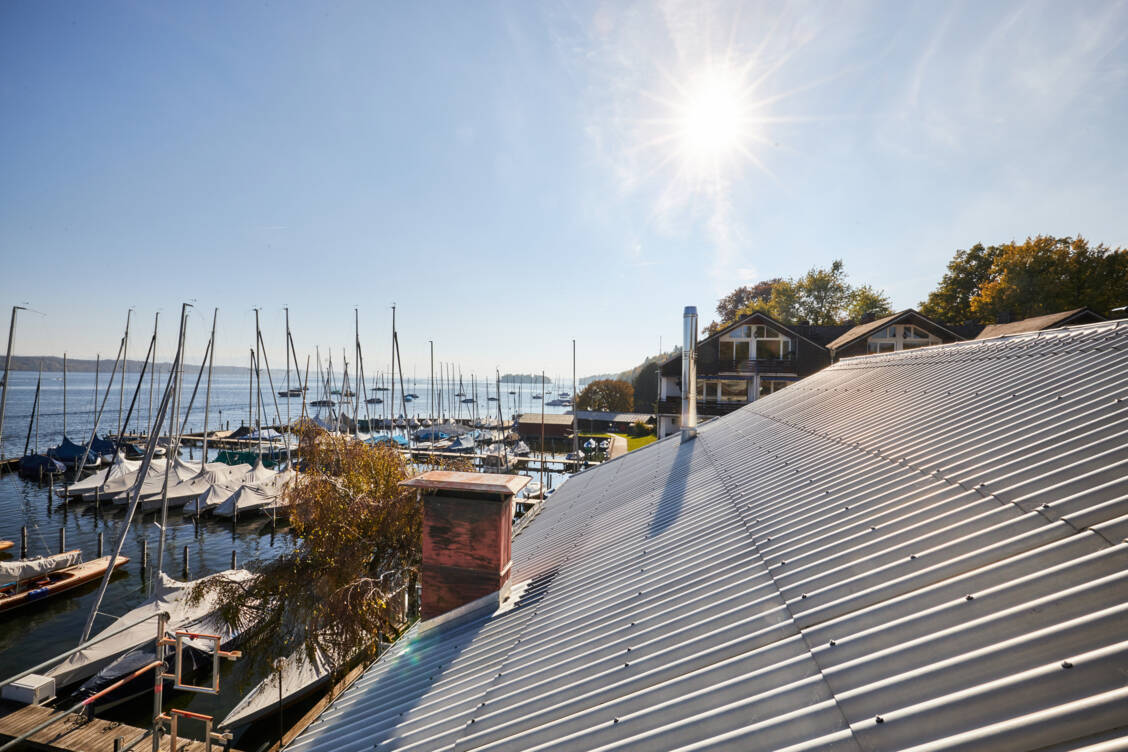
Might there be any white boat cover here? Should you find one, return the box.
[184,482,242,516]
[0,551,82,584]
[212,482,283,519]
[66,454,142,497]
[87,458,171,501]
[47,569,252,688]
[220,645,332,729]
[114,459,254,505]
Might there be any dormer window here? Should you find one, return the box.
[867,323,941,353]
[720,321,793,362]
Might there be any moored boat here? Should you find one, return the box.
[0,553,129,613]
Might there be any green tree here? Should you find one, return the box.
[765,279,803,323]
[792,260,853,324]
[712,260,886,327]
[845,285,894,322]
[919,243,1003,322]
[632,361,660,412]
[576,379,634,412]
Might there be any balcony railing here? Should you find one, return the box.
[656,398,747,417]
[716,357,796,374]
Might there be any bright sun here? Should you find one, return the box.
[678,68,747,163]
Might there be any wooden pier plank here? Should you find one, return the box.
[0,704,242,752]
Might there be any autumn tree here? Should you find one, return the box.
[190,426,421,677]
[920,236,1127,322]
[576,379,634,412]
[706,280,780,334]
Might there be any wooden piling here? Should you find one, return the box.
[97,531,104,557]
[141,539,148,570]
[231,550,237,570]
[182,545,190,578]
[20,526,26,559]
[58,527,65,554]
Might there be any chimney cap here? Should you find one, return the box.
[401,471,530,497]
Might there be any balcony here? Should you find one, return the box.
[656,398,747,417]
[716,357,797,375]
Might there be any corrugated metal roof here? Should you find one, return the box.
[287,320,1128,752]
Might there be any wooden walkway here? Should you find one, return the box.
[0,704,241,752]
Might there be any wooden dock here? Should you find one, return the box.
[0,704,242,751]
[0,457,19,475]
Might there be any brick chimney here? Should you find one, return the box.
[401,471,529,620]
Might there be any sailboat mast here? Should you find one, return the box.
[24,365,41,458]
[149,312,158,438]
[0,306,24,460]
[284,307,291,466]
[154,303,189,592]
[62,352,67,439]
[118,308,131,445]
[201,309,217,468]
[355,309,361,432]
[572,339,578,457]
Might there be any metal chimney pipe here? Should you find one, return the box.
[681,306,698,441]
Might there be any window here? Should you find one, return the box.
[720,380,749,402]
[734,341,750,361]
[720,341,734,361]
[864,320,942,354]
[758,379,789,397]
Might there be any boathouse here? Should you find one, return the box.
[284,319,1128,752]
[514,412,574,440]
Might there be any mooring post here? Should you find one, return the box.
[182,545,189,578]
[20,526,27,559]
[231,550,237,570]
[97,531,104,557]
[141,539,149,570]
[58,527,65,553]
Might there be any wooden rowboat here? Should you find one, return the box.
[0,555,129,613]
[0,541,13,552]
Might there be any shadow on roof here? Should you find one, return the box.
[649,437,693,538]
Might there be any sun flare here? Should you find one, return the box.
[678,67,747,163]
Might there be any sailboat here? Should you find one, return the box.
[0,552,128,613]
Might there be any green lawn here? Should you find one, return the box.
[614,433,658,452]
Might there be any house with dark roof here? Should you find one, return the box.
[655,311,842,438]
[284,317,1128,752]
[826,308,965,359]
[975,307,1105,339]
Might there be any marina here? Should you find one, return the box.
[0,306,589,749]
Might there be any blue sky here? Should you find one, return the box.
[2,1,1125,377]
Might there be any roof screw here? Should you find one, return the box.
[470,719,475,724]
[965,594,974,601]
[875,716,885,724]
[910,554,917,560]
[613,718,619,724]
[1042,503,1050,509]
[829,640,837,647]
[801,593,808,599]
[870,526,877,531]
[779,560,786,566]
[1062,660,1073,669]
[624,662,630,667]
[626,647,631,651]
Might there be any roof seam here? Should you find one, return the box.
[696,429,866,752]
